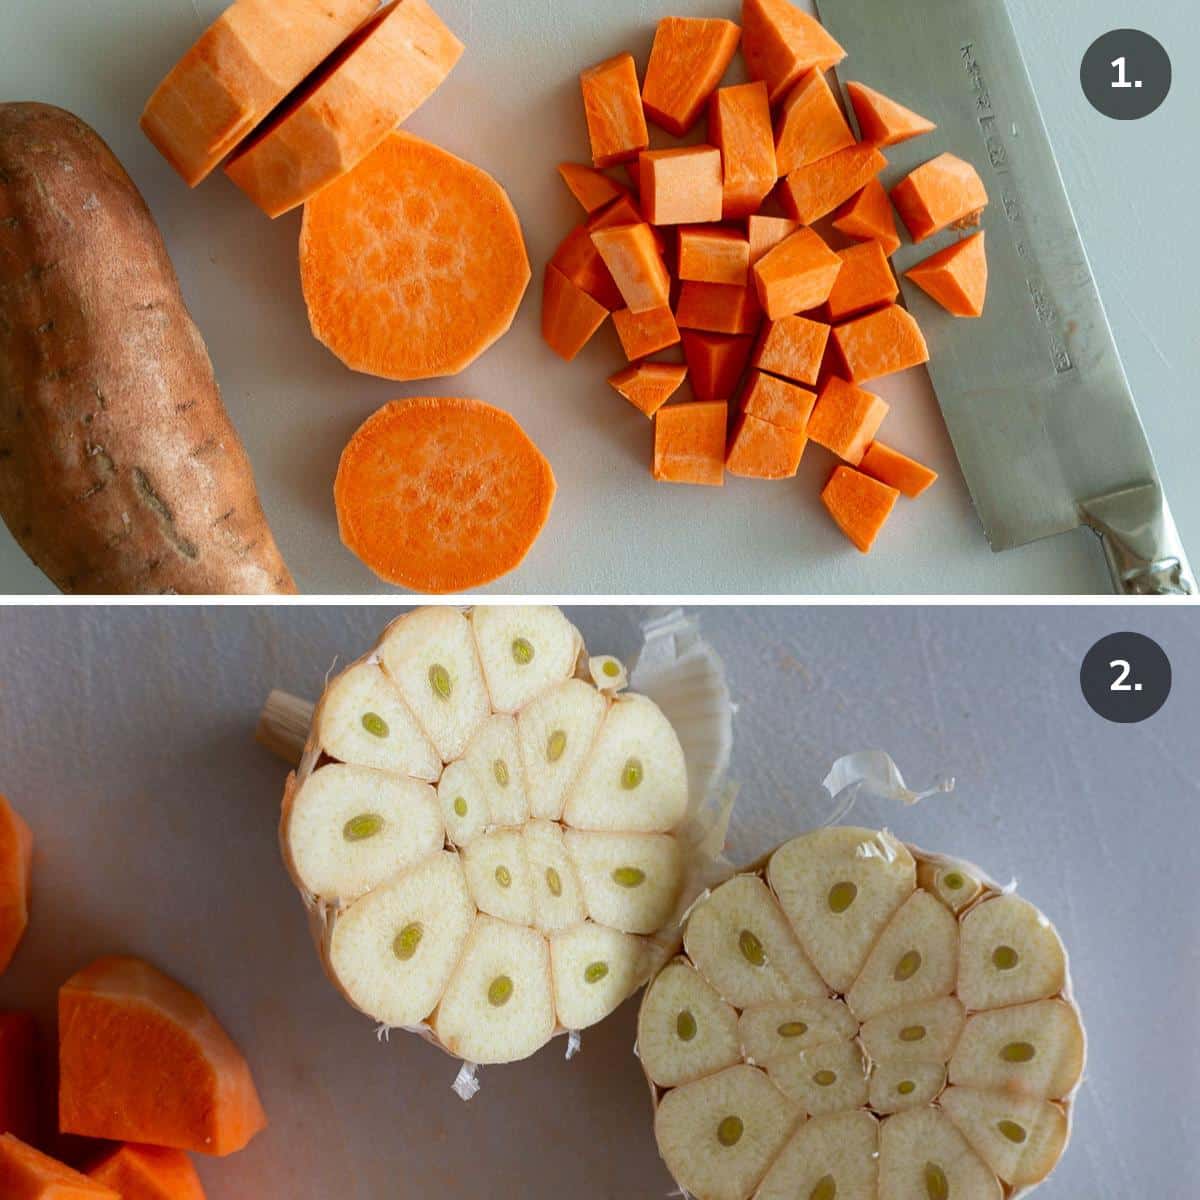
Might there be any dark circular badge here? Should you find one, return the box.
[1081,30,1171,119]
[1080,632,1171,723]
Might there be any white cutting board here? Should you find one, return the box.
[0,0,1193,595]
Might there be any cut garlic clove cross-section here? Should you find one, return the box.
[957,895,1067,1012]
[940,1087,1069,1189]
[461,829,534,926]
[878,1106,1002,1200]
[868,1060,947,1115]
[565,830,683,934]
[518,679,606,822]
[767,1038,869,1116]
[436,758,489,847]
[470,606,581,714]
[463,714,529,827]
[859,996,965,1065]
[916,860,983,915]
[737,997,858,1067]
[549,922,650,1031]
[755,1110,880,1200]
[523,820,586,933]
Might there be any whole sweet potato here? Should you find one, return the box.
[0,103,295,594]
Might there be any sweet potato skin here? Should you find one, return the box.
[0,104,294,594]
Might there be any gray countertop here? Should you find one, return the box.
[0,603,1196,1196]
[0,0,1195,594]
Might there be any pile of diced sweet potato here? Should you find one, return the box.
[542,0,989,553]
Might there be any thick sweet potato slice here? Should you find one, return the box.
[557,163,630,213]
[612,306,680,360]
[0,1014,37,1144]
[0,799,32,975]
[742,0,846,103]
[775,69,855,176]
[890,153,989,243]
[846,82,936,148]
[654,402,728,486]
[808,377,889,464]
[642,17,741,136]
[780,143,887,224]
[542,266,609,361]
[832,179,901,255]
[860,442,938,497]
[609,363,689,418]
[682,332,755,402]
[752,318,829,388]
[225,0,464,217]
[727,414,807,479]
[0,1136,117,1199]
[826,241,899,321]
[832,305,930,382]
[709,82,776,219]
[752,228,842,320]
[905,232,988,317]
[88,1145,206,1200]
[676,282,762,337]
[300,132,530,381]
[141,0,377,186]
[580,53,649,167]
[821,465,899,552]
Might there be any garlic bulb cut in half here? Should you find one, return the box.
[638,827,1084,1200]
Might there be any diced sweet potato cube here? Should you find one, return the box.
[832,179,901,256]
[727,413,807,479]
[822,465,899,552]
[653,401,728,486]
[780,143,887,224]
[739,369,816,432]
[774,69,855,175]
[0,1135,118,1199]
[832,304,930,382]
[747,215,799,265]
[752,227,842,320]
[609,362,689,418]
[905,231,988,317]
[0,1014,37,1145]
[591,223,671,313]
[88,1145,206,1200]
[612,305,681,360]
[860,441,938,497]
[550,226,624,310]
[808,376,889,464]
[642,16,741,136]
[678,226,751,285]
[846,82,936,147]
[682,332,755,402]
[557,162,630,213]
[826,241,898,321]
[580,53,649,167]
[542,265,608,361]
[709,82,776,219]
[752,315,829,386]
[676,282,762,336]
[742,0,846,104]
[890,152,988,242]
[639,146,724,225]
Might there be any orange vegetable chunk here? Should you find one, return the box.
[727,414,807,479]
[739,369,816,432]
[780,143,887,224]
[678,226,751,286]
[826,241,899,321]
[300,132,530,381]
[774,69,855,175]
[639,147,723,225]
[557,162,629,213]
[822,465,899,552]
[846,81,936,147]
[591,223,671,314]
[860,441,938,497]
[676,282,762,336]
[808,376,889,464]
[653,401,728,486]
[542,265,609,361]
[0,1014,37,1144]
[88,1145,206,1200]
[224,0,464,217]
[905,231,988,317]
[59,957,267,1156]
[832,304,930,382]
[0,1135,117,1199]
[580,53,650,167]
[612,305,680,360]
[752,315,829,386]
[832,179,901,255]
[890,152,989,242]
[752,227,842,320]
[334,397,556,591]
[747,214,799,265]
[550,227,624,311]
[682,332,755,402]
[0,798,32,975]
[642,17,742,136]
[741,0,846,104]
[140,0,378,186]
[709,82,776,219]
[609,362,689,418]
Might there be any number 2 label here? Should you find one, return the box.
[1109,659,1138,692]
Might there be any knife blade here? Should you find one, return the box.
[815,0,1194,594]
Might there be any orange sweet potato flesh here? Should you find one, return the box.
[808,376,889,464]
[846,82,936,148]
[821,464,899,552]
[609,362,688,418]
[742,0,846,104]
[905,231,988,317]
[781,143,887,224]
[775,69,855,176]
[0,799,32,975]
[709,82,776,219]
[653,401,728,486]
[59,958,266,1157]
[832,304,930,383]
[678,227,751,286]
[335,397,556,592]
[727,414,807,479]
[550,227,625,311]
[739,370,816,432]
[860,441,938,498]
[0,1135,118,1200]
[141,0,377,186]
[748,215,798,265]
[558,163,629,213]
[587,195,669,256]
[752,227,842,320]
[591,223,672,313]
[88,1146,205,1200]
[580,53,649,167]
[682,332,755,402]
[543,265,609,361]
[612,305,679,360]
[300,132,530,381]
[642,17,741,137]
[0,1014,37,1145]
[225,0,464,217]
[752,316,829,387]
[891,153,989,243]
[677,282,762,336]
[826,241,899,321]
[832,179,901,256]
[639,147,724,225]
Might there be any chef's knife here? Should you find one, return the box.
[815,0,1194,594]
